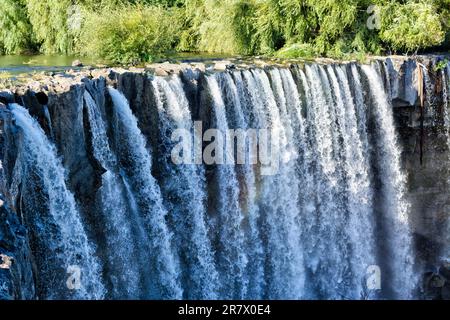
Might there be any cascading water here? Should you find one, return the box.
[443,62,450,262]
[361,65,416,299]
[108,87,182,299]
[251,68,305,300]
[204,75,248,299]
[1,61,419,300]
[302,64,351,299]
[151,76,219,300]
[7,104,105,299]
[84,91,141,298]
[218,71,265,299]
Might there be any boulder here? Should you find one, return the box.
[71,60,83,67]
[214,60,233,71]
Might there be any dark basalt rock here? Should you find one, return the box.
[0,194,35,300]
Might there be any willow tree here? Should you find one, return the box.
[176,0,258,54]
[25,0,73,54]
[0,0,35,54]
[380,1,445,53]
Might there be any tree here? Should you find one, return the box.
[0,0,35,54]
[25,0,73,54]
[380,1,445,53]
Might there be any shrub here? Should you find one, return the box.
[1,0,449,63]
[275,43,316,59]
[380,1,445,53]
[79,4,180,64]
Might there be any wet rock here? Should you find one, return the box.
[146,62,192,76]
[214,60,233,71]
[191,63,206,72]
[180,68,202,120]
[43,84,105,245]
[154,68,169,77]
[115,72,160,153]
[72,60,83,67]
[0,195,36,300]
[385,57,419,107]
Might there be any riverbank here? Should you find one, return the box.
[1,53,449,91]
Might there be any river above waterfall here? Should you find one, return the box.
[0,53,240,76]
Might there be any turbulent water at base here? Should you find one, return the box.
[4,62,418,300]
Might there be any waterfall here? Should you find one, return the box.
[443,63,450,262]
[2,61,419,300]
[361,64,416,299]
[302,64,350,299]
[108,87,182,299]
[331,65,376,298]
[219,71,265,299]
[151,76,219,299]
[249,68,304,299]
[84,91,141,298]
[8,104,105,299]
[204,75,248,299]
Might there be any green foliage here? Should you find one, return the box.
[0,0,449,62]
[194,0,242,54]
[380,1,445,52]
[25,0,74,54]
[79,4,179,64]
[0,0,35,54]
[275,43,316,59]
[228,0,260,55]
[434,58,449,71]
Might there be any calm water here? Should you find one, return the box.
[0,53,238,76]
[0,55,103,75]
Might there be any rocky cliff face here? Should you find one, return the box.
[0,194,35,299]
[0,56,449,299]
[382,56,450,299]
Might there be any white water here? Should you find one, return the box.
[151,76,219,299]
[219,71,265,298]
[5,62,418,300]
[84,91,141,298]
[108,87,182,299]
[9,103,105,299]
[205,75,248,299]
[362,64,416,299]
[249,68,305,299]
